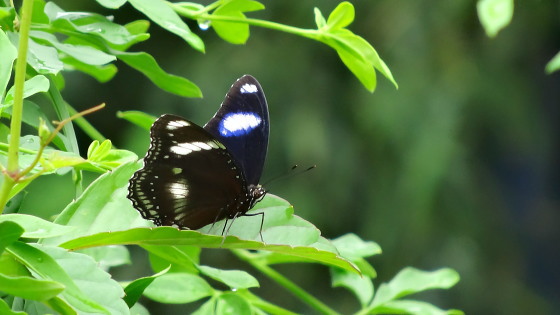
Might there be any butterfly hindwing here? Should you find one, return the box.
[204,75,269,186]
[128,114,247,229]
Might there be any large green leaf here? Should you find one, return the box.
[7,242,112,314]
[127,0,204,52]
[41,162,150,247]
[59,227,358,273]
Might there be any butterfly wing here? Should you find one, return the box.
[204,75,269,186]
[128,114,248,229]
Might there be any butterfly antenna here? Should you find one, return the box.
[263,164,317,187]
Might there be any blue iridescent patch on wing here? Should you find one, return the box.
[219,112,262,137]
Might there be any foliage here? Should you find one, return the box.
[0,0,459,314]
[476,0,560,73]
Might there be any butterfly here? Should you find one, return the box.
[127,75,269,231]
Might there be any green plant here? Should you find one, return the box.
[0,0,460,314]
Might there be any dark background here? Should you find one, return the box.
[23,0,560,314]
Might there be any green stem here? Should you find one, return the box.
[7,0,33,174]
[0,0,34,213]
[231,249,339,315]
[172,4,320,40]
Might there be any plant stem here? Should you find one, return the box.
[172,4,320,40]
[231,249,339,315]
[7,0,33,174]
[0,0,34,213]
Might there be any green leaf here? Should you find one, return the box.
[216,292,251,314]
[7,242,113,314]
[545,51,560,74]
[59,226,358,273]
[0,221,24,254]
[2,75,50,106]
[118,110,157,130]
[40,162,151,247]
[198,265,259,289]
[477,0,514,38]
[0,29,17,101]
[0,214,76,239]
[117,52,202,98]
[328,29,398,91]
[123,266,170,307]
[211,0,265,44]
[78,245,131,270]
[144,245,200,274]
[96,0,127,9]
[375,299,464,315]
[332,233,382,261]
[0,299,26,315]
[127,0,205,52]
[143,273,213,303]
[29,31,116,66]
[326,1,354,30]
[314,7,327,29]
[331,267,373,306]
[45,2,141,46]
[371,267,460,309]
[7,32,63,75]
[61,56,118,82]
[0,273,65,301]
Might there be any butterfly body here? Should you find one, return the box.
[128,75,269,230]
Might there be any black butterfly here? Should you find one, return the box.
[128,75,269,230]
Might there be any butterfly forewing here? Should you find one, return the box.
[128,114,248,229]
[204,75,269,186]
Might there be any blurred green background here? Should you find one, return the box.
[23,0,560,314]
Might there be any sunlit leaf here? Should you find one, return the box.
[0,273,64,301]
[331,268,373,306]
[326,1,354,30]
[0,214,76,239]
[143,273,213,303]
[211,0,264,44]
[30,31,116,66]
[371,267,460,309]
[128,0,205,52]
[477,0,514,38]
[198,265,259,289]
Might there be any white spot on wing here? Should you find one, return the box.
[166,120,190,130]
[240,83,258,94]
[168,181,188,197]
[219,112,261,137]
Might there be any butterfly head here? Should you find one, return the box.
[248,184,266,209]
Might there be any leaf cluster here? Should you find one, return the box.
[0,0,459,314]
